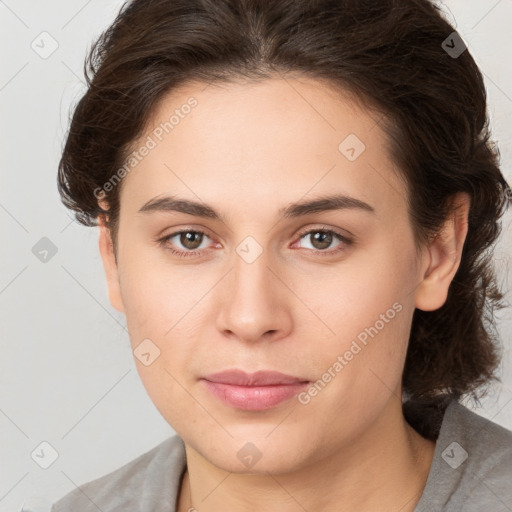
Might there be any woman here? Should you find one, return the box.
[52,0,512,510]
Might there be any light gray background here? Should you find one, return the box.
[1,0,511,510]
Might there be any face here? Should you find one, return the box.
[99,76,451,473]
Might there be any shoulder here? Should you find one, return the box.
[416,400,512,512]
[446,402,512,509]
[51,434,186,512]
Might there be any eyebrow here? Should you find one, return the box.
[137,193,376,220]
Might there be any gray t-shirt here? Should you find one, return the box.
[50,400,512,511]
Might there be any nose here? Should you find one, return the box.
[214,245,293,345]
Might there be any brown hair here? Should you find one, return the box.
[57,0,511,436]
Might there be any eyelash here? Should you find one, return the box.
[157,226,353,259]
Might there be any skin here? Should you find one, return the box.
[98,76,470,512]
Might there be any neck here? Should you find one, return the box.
[177,400,436,512]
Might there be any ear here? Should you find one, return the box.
[98,214,125,313]
[414,192,471,312]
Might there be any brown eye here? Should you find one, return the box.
[295,228,353,256]
[309,231,333,250]
[158,230,212,258]
[179,231,204,250]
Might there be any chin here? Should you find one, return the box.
[193,432,314,475]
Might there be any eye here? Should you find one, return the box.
[157,226,353,259]
[294,227,353,255]
[158,229,215,258]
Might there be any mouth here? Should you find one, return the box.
[200,369,310,411]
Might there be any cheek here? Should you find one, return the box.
[132,357,197,436]
[295,301,411,446]
[117,251,205,391]
[293,241,413,340]
[117,250,195,340]
[295,240,416,404]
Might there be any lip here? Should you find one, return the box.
[201,369,310,411]
[203,369,308,386]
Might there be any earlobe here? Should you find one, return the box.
[414,192,471,312]
[98,215,125,313]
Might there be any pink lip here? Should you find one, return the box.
[201,369,310,411]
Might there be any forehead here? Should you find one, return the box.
[119,76,408,224]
